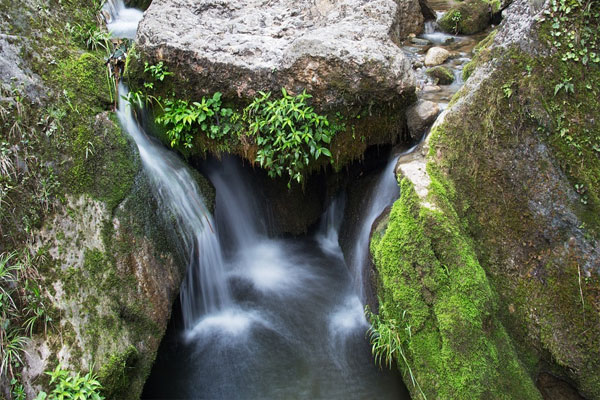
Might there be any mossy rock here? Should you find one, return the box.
[426,66,456,85]
[439,0,491,35]
[370,177,542,400]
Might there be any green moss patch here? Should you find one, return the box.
[371,177,540,399]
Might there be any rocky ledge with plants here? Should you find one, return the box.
[129,0,429,170]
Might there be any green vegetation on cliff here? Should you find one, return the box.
[370,177,540,399]
[409,0,600,397]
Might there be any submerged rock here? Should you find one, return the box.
[136,0,419,111]
[426,65,455,85]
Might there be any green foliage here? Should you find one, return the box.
[35,364,105,400]
[144,61,172,82]
[553,75,574,95]
[450,10,462,33]
[1,252,52,382]
[66,22,112,54]
[136,62,338,184]
[366,305,427,399]
[243,88,337,184]
[544,0,600,65]
[156,92,237,148]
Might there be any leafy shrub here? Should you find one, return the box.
[242,88,337,184]
[156,92,237,148]
[135,62,340,184]
[35,364,105,400]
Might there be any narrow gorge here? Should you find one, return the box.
[0,0,598,399]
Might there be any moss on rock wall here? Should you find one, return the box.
[371,176,541,399]
[0,0,214,398]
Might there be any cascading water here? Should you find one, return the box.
[143,155,408,398]
[116,88,232,325]
[102,0,143,39]
[107,4,408,398]
[346,153,403,302]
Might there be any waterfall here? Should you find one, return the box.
[102,0,143,39]
[346,153,402,301]
[108,6,407,398]
[116,87,232,328]
[316,194,346,258]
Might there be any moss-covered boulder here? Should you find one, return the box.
[371,0,600,398]
[370,176,542,400]
[438,0,492,35]
[426,66,456,85]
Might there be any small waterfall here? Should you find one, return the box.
[315,195,346,258]
[347,154,401,301]
[102,0,143,39]
[204,158,267,251]
[116,87,232,329]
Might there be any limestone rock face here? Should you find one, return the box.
[136,0,420,110]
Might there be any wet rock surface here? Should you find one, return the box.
[406,99,440,140]
[137,0,421,110]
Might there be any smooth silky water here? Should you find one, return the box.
[140,153,408,399]
[108,2,409,398]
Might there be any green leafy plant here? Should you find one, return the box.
[144,61,173,82]
[66,22,112,54]
[450,10,462,34]
[35,364,105,400]
[501,81,514,98]
[242,88,337,185]
[156,92,237,148]
[544,0,600,65]
[554,76,575,96]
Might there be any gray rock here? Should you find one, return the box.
[411,37,431,46]
[424,46,450,66]
[390,0,426,41]
[406,99,440,140]
[137,0,421,111]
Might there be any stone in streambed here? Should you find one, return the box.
[426,66,455,85]
[405,99,440,140]
[438,0,492,35]
[424,46,451,66]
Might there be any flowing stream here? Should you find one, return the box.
[105,0,479,397]
[107,7,406,397]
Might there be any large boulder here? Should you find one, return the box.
[438,0,492,35]
[136,0,418,112]
[372,0,600,398]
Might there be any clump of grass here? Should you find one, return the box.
[366,305,427,399]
